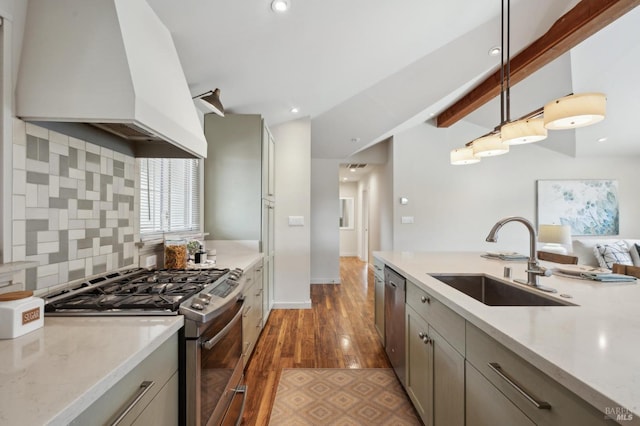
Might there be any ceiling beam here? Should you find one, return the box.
[436,0,640,128]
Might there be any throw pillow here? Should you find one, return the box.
[593,241,633,269]
[634,244,640,267]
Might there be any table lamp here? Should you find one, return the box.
[538,224,572,255]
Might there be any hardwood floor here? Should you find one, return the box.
[241,257,391,426]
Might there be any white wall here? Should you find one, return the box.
[271,118,312,308]
[358,141,394,263]
[393,121,640,255]
[310,158,340,283]
[339,181,358,256]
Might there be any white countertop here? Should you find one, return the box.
[0,316,183,425]
[0,247,262,425]
[375,251,640,423]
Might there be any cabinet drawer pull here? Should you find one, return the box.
[488,362,551,410]
[418,332,432,344]
[421,296,430,304]
[110,381,155,425]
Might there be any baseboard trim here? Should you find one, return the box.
[310,277,341,284]
[272,301,312,309]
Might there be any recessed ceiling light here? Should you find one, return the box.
[488,46,501,56]
[290,107,299,114]
[271,0,290,12]
[597,137,608,143]
[342,177,348,181]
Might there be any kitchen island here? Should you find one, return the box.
[0,315,183,425]
[376,251,640,424]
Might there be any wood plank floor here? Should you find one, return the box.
[241,257,392,426]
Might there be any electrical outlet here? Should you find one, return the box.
[401,216,414,224]
[145,255,157,268]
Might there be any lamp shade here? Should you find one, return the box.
[450,147,480,165]
[501,118,548,145]
[543,93,606,130]
[194,88,225,117]
[538,224,572,245]
[472,134,508,157]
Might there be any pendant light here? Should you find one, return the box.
[543,92,606,129]
[501,117,547,144]
[472,133,509,157]
[450,147,480,165]
[498,0,547,145]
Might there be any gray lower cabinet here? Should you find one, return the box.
[406,305,433,424]
[242,261,264,368]
[466,323,618,426]
[400,277,617,426]
[71,334,178,425]
[405,300,464,426]
[466,361,535,426]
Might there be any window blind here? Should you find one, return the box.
[139,158,200,235]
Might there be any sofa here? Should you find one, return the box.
[571,238,640,269]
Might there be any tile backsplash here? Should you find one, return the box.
[11,120,136,291]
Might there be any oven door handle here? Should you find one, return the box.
[202,302,244,351]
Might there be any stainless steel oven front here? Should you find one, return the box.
[184,298,246,426]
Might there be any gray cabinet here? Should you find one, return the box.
[405,282,464,426]
[466,361,535,426]
[71,335,178,425]
[242,261,264,368]
[406,305,433,424]
[466,323,617,426]
[204,113,274,324]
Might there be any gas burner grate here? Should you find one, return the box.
[44,267,231,315]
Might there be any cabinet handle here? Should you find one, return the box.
[110,381,155,425]
[488,362,551,410]
[418,332,432,344]
[374,265,382,271]
[421,296,430,304]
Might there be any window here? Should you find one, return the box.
[139,158,200,235]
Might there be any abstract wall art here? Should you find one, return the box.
[537,180,619,236]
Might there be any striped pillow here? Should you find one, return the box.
[593,241,633,269]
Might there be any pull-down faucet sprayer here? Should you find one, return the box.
[486,216,556,293]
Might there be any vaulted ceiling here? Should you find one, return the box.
[148,0,640,159]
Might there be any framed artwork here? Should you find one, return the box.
[537,180,619,236]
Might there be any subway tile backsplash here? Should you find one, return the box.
[12,120,137,291]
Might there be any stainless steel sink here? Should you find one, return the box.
[430,274,575,306]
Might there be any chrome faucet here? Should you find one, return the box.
[486,216,556,293]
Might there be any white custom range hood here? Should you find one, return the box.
[16,0,207,158]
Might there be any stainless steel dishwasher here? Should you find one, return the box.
[384,266,406,386]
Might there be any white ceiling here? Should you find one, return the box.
[147,0,640,160]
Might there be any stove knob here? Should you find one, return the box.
[199,294,212,304]
[191,302,204,310]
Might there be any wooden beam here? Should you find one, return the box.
[436,0,640,128]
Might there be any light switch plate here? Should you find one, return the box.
[401,216,414,224]
[288,216,305,226]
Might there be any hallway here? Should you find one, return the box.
[241,257,392,425]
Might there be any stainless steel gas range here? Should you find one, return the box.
[43,267,247,426]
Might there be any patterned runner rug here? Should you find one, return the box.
[268,368,422,425]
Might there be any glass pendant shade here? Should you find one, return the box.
[543,92,606,129]
[501,118,548,145]
[450,147,480,165]
[472,134,509,157]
